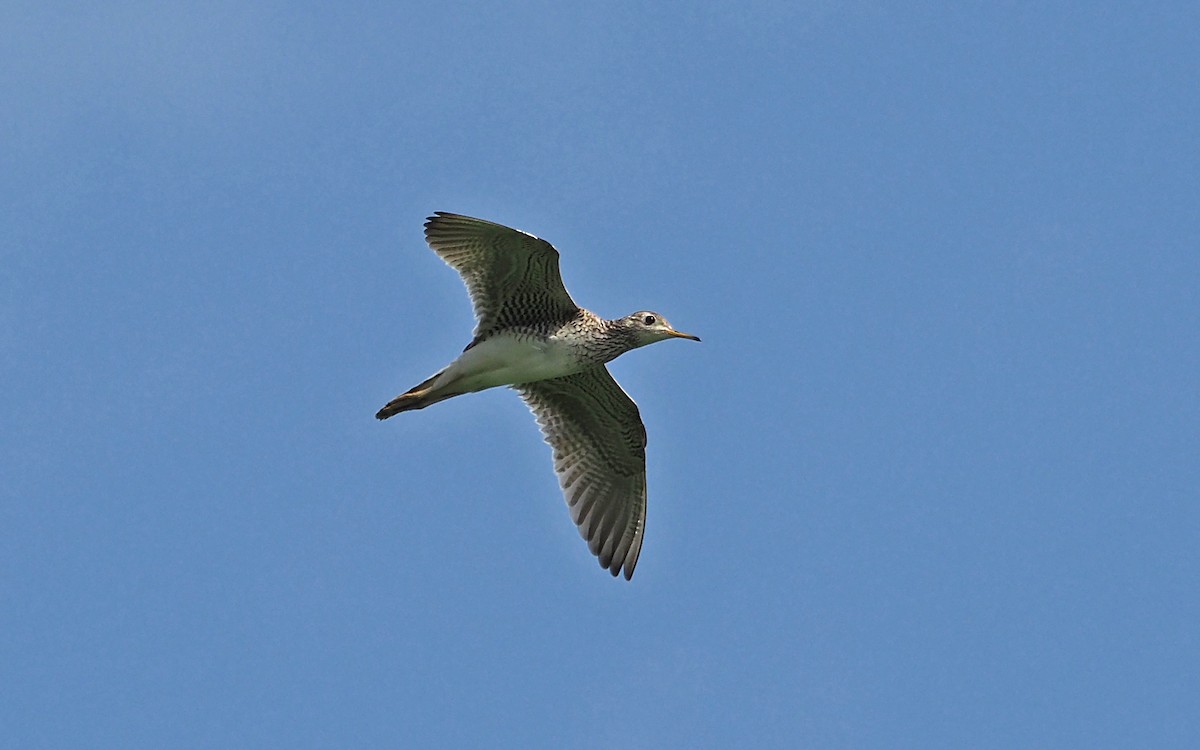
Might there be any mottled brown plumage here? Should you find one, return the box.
[377,212,699,579]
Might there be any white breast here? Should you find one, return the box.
[445,333,586,392]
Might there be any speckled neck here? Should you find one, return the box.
[552,312,641,366]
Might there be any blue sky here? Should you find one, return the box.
[3,2,1198,747]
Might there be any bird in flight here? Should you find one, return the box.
[377,212,699,579]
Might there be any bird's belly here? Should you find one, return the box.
[448,333,585,391]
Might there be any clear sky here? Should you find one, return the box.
[3,3,1198,748]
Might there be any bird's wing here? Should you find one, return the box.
[424,212,581,340]
[515,366,648,580]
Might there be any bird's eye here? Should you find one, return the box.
[642,314,656,326]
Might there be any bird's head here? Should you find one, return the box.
[619,311,701,348]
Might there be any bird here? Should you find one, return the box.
[376,212,700,579]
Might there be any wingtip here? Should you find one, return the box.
[424,211,446,231]
[424,210,457,231]
[601,555,637,581]
[426,210,475,224]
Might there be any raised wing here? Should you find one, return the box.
[515,367,648,580]
[424,212,580,340]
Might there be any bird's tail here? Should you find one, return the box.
[375,369,460,419]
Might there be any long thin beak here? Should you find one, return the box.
[668,330,701,342]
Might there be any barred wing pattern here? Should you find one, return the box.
[516,367,648,579]
[424,212,580,339]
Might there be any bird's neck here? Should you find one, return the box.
[598,319,641,356]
